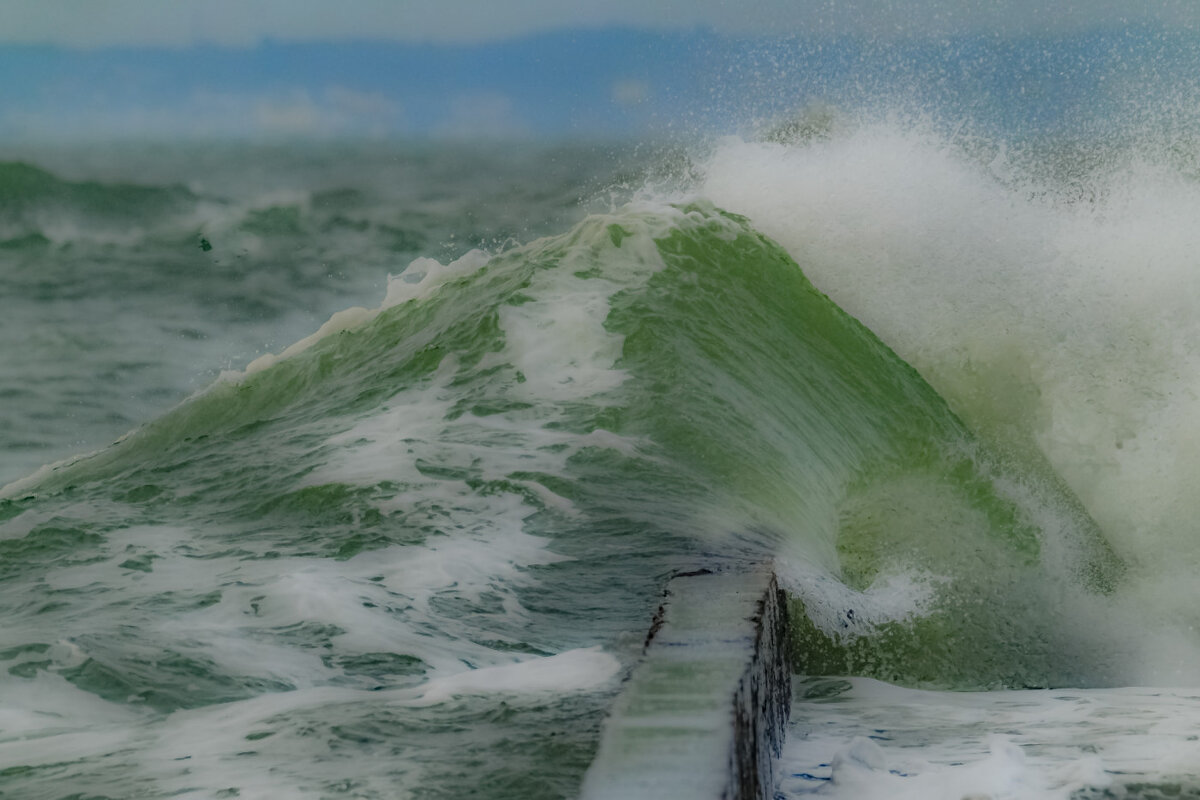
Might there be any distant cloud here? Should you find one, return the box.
[253,91,326,136]
[326,87,400,118]
[251,88,403,137]
[0,86,404,141]
[434,93,529,140]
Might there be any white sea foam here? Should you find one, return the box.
[116,647,620,800]
[776,558,941,639]
[0,508,616,797]
[414,646,620,704]
[383,250,493,308]
[778,677,1200,800]
[300,211,663,513]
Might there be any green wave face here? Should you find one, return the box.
[603,204,1123,690]
[0,202,1125,797]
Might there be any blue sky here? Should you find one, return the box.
[2,31,705,140]
[1,2,1197,142]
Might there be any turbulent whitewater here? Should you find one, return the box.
[3,121,1200,798]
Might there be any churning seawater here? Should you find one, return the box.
[3,123,1200,799]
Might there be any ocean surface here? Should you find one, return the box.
[4,113,1200,799]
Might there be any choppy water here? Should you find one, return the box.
[0,142,645,488]
[4,113,1200,798]
[779,678,1200,799]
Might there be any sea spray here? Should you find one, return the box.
[698,120,1200,684]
